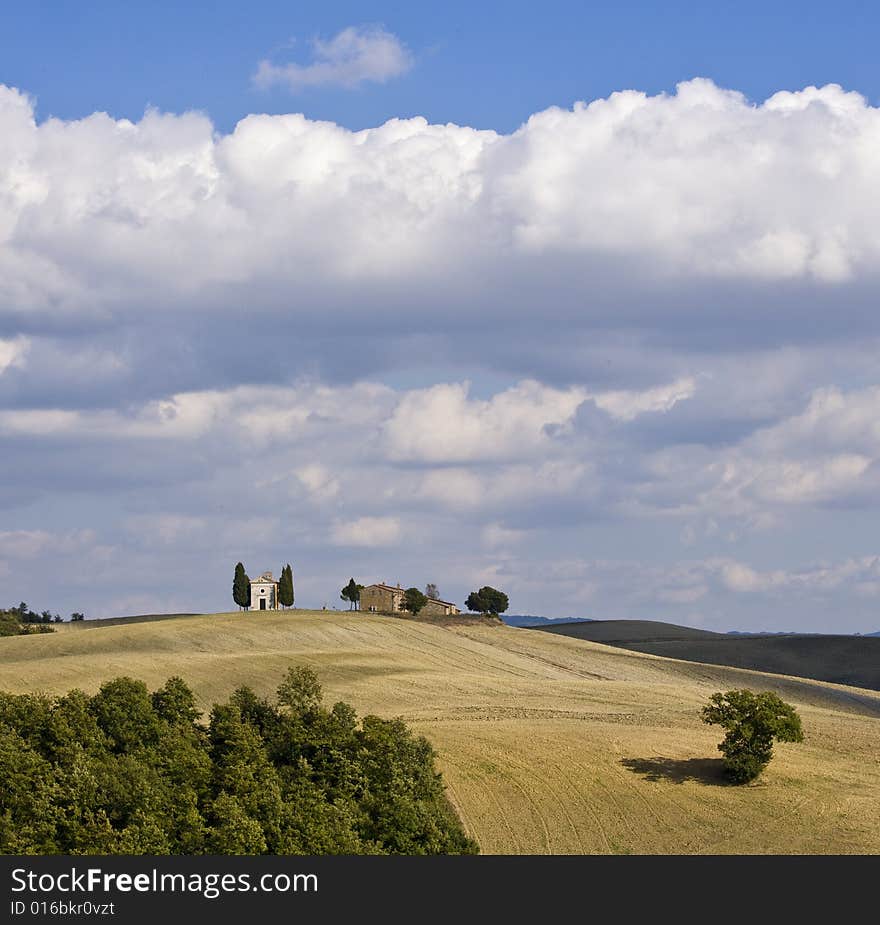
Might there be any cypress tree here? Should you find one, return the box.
[279,564,295,609]
[341,578,360,610]
[233,562,250,611]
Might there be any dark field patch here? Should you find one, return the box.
[531,620,880,692]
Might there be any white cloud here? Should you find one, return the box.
[0,382,393,442]
[416,460,588,513]
[481,523,527,549]
[124,514,207,545]
[0,336,28,374]
[331,516,401,547]
[383,380,586,463]
[0,528,97,559]
[717,560,778,593]
[5,77,880,331]
[750,385,880,458]
[592,377,696,421]
[713,555,880,597]
[253,26,412,92]
[295,464,341,501]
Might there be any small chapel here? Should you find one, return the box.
[249,571,279,610]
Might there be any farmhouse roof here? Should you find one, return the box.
[365,584,457,607]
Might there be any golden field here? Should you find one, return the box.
[1,610,878,854]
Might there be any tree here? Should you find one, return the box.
[277,666,323,717]
[233,562,250,611]
[403,588,428,615]
[152,677,201,727]
[89,677,162,754]
[70,613,85,622]
[464,586,509,616]
[425,584,439,601]
[701,689,804,783]
[279,564,295,609]
[340,578,360,610]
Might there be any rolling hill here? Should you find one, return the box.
[532,620,880,692]
[1,610,879,854]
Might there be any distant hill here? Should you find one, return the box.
[502,614,594,628]
[531,619,880,692]
[726,630,798,636]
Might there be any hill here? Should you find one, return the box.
[532,619,880,692]
[502,614,594,628]
[1,610,879,854]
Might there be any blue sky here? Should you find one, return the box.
[2,3,880,632]
[5,1,880,132]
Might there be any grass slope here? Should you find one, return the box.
[2,611,879,854]
[533,620,880,692]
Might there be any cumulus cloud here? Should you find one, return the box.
[5,78,880,630]
[0,336,28,374]
[592,377,696,422]
[331,516,402,547]
[253,26,412,92]
[5,77,880,335]
[713,555,880,598]
[383,380,587,463]
[295,464,341,501]
[0,381,393,442]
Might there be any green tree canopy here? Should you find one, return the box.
[0,668,477,855]
[701,689,804,783]
[340,578,361,610]
[464,586,509,616]
[279,564,295,608]
[232,562,250,610]
[403,588,428,615]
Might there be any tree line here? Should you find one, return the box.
[0,604,86,637]
[0,667,478,855]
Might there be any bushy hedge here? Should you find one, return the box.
[0,667,478,855]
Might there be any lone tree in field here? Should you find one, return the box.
[403,587,428,615]
[232,562,250,610]
[279,564,295,609]
[340,578,361,610]
[425,583,439,601]
[702,689,804,784]
[465,586,509,616]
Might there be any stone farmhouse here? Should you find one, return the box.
[360,582,460,616]
[249,571,279,611]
